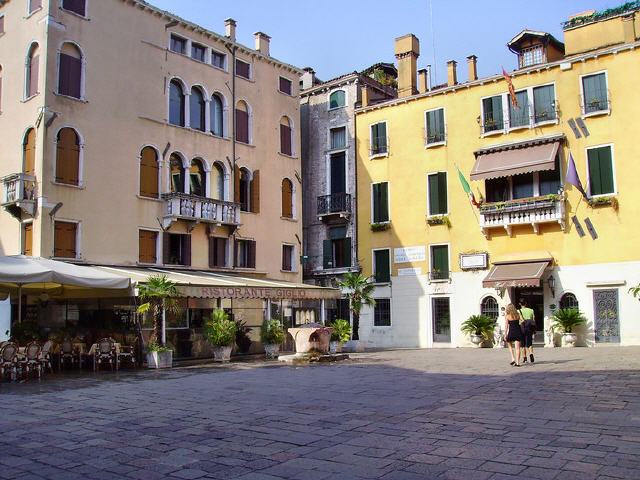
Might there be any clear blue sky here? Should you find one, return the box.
[150,0,618,83]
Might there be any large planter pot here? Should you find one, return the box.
[264,343,280,359]
[213,345,232,362]
[147,350,173,369]
[470,334,484,347]
[562,332,578,347]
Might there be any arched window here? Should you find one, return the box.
[481,296,499,321]
[280,116,292,156]
[210,93,224,137]
[211,163,225,200]
[281,178,293,218]
[329,89,345,109]
[169,80,185,127]
[23,128,36,176]
[58,42,83,99]
[25,43,40,99]
[235,100,249,144]
[56,128,80,185]
[169,153,185,193]
[560,293,579,310]
[238,168,251,212]
[139,146,159,198]
[189,158,206,197]
[190,87,205,131]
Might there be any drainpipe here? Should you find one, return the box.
[225,43,238,269]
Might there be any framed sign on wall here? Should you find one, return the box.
[459,252,488,270]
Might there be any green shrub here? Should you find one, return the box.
[260,319,285,345]
[330,319,352,343]
[552,308,586,333]
[203,309,236,347]
[460,314,496,340]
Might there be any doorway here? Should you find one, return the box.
[431,297,451,343]
[513,287,544,343]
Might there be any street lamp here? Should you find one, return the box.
[547,275,556,298]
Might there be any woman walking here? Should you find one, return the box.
[504,303,523,367]
[519,299,536,364]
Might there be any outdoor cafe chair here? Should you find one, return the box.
[39,340,54,374]
[0,342,18,381]
[19,342,42,379]
[94,338,117,372]
[117,344,136,369]
[59,338,80,370]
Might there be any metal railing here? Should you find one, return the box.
[369,136,389,156]
[162,193,240,225]
[480,112,506,134]
[429,270,450,281]
[580,91,611,115]
[2,173,36,205]
[424,129,446,145]
[317,193,352,216]
[480,195,564,231]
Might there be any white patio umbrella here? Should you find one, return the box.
[0,256,131,324]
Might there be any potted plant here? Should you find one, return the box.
[137,275,181,369]
[461,314,496,347]
[261,319,285,359]
[551,308,586,347]
[235,319,253,354]
[329,319,351,353]
[204,309,236,362]
[338,273,376,351]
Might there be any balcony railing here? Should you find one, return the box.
[580,92,611,116]
[479,194,565,238]
[369,136,389,156]
[162,193,240,229]
[429,270,450,282]
[317,193,352,218]
[2,173,37,218]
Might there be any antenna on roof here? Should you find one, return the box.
[429,0,437,85]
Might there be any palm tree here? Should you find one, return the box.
[338,272,376,341]
[136,275,181,347]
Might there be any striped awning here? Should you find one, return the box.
[482,259,551,288]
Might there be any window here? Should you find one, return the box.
[485,177,509,203]
[533,84,556,123]
[370,122,387,156]
[539,158,561,195]
[169,153,185,193]
[235,239,256,268]
[210,93,224,137]
[582,73,608,114]
[139,146,159,198]
[22,223,33,256]
[280,116,292,155]
[282,245,294,271]
[62,0,86,16]
[169,80,185,126]
[191,43,206,62]
[0,15,5,35]
[329,127,346,150]
[211,163,225,200]
[279,77,292,95]
[374,299,391,326]
[28,0,42,14]
[329,90,345,109]
[481,296,499,320]
[372,182,389,223]
[211,50,226,69]
[23,128,36,176]
[508,91,530,128]
[58,43,83,99]
[235,59,251,79]
[54,221,77,258]
[587,145,615,196]
[0,66,2,113]
[520,45,544,68]
[55,128,80,185]
[189,159,206,197]
[170,34,186,54]
[163,233,191,266]
[209,237,228,268]
[329,152,346,197]
[281,178,293,218]
[237,168,250,211]
[235,100,250,144]
[430,245,449,281]
[512,173,534,199]
[25,43,39,99]
[138,230,158,264]
[560,293,579,310]
[236,167,259,213]
[323,227,351,269]
[190,87,205,131]
[482,95,503,133]
[425,108,445,145]
[373,249,391,283]
[427,172,447,216]
[432,297,451,342]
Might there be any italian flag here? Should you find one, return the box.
[457,166,479,207]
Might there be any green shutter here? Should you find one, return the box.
[323,240,333,269]
[428,173,447,215]
[533,85,555,121]
[583,73,607,112]
[426,110,444,143]
[372,183,380,222]
[375,250,390,283]
[588,147,614,196]
[373,183,389,222]
[438,173,448,214]
[431,245,449,278]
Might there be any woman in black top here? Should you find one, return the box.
[504,303,523,367]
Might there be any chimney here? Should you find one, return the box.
[254,31,271,56]
[361,84,370,107]
[225,18,236,42]
[301,67,316,90]
[417,68,428,94]
[394,34,420,98]
[467,55,478,82]
[622,14,637,43]
[447,60,458,86]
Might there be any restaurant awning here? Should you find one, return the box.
[470,136,562,181]
[96,266,342,300]
[482,259,552,288]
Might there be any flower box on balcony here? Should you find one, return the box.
[479,194,559,214]
[426,215,451,227]
[370,222,391,232]
[588,196,618,211]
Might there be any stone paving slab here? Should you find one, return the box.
[1,347,640,479]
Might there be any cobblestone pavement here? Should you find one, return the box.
[1,347,640,480]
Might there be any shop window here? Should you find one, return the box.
[560,293,579,310]
[55,128,80,185]
[374,299,391,326]
[323,227,351,269]
[169,153,185,193]
[139,146,159,198]
[169,79,185,127]
[209,237,228,268]
[189,158,206,197]
[282,244,294,271]
[235,239,256,268]
[430,245,449,281]
[373,249,390,283]
[370,121,387,156]
[481,296,499,320]
[280,116,292,156]
[191,43,206,62]
[138,230,158,264]
[281,178,293,218]
[54,221,77,259]
[425,108,445,145]
[587,145,615,197]
[62,0,86,16]
[163,233,191,266]
[190,87,206,132]
[329,89,345,109]
[170,34,186,54]
[482,95,503,133]
[427,172,447,216]
[371,182,389,223]
[235,59,251,79]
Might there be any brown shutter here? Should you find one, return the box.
[249,241,256,269]
[208,237,215,268]
[217,239,226,267]
[162,232,170,264]
[280,124,292,156]
[282,180,293,218]
[56,128,79,185]
[233,239,239,267]
[0,15,5,35]
[54,221,76,258]
[140,147,159,198]
[28,55,39,98]
[183,234,192,267]
[139,230,157,264]
[235,109,248,143]
[234,165,240,203]
[69,55,82,98]
[0,75,3,113]
[24,129,36,176]
[58,53,71,96]
[23,223,33,256]
[250,170,260,213]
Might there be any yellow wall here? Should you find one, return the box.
[565,12,638,55]
[356,46,640,278]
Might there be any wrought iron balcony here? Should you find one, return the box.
[479,194,565,238]
[317,193,352,220]
[429,270,451,282]
[2,173,37,219]
[162,193,240,230]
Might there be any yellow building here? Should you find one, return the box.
[355,4,640,348]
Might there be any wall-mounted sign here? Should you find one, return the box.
[398,268,422,276]
[394,246,426,264]
[459,252,489,270]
